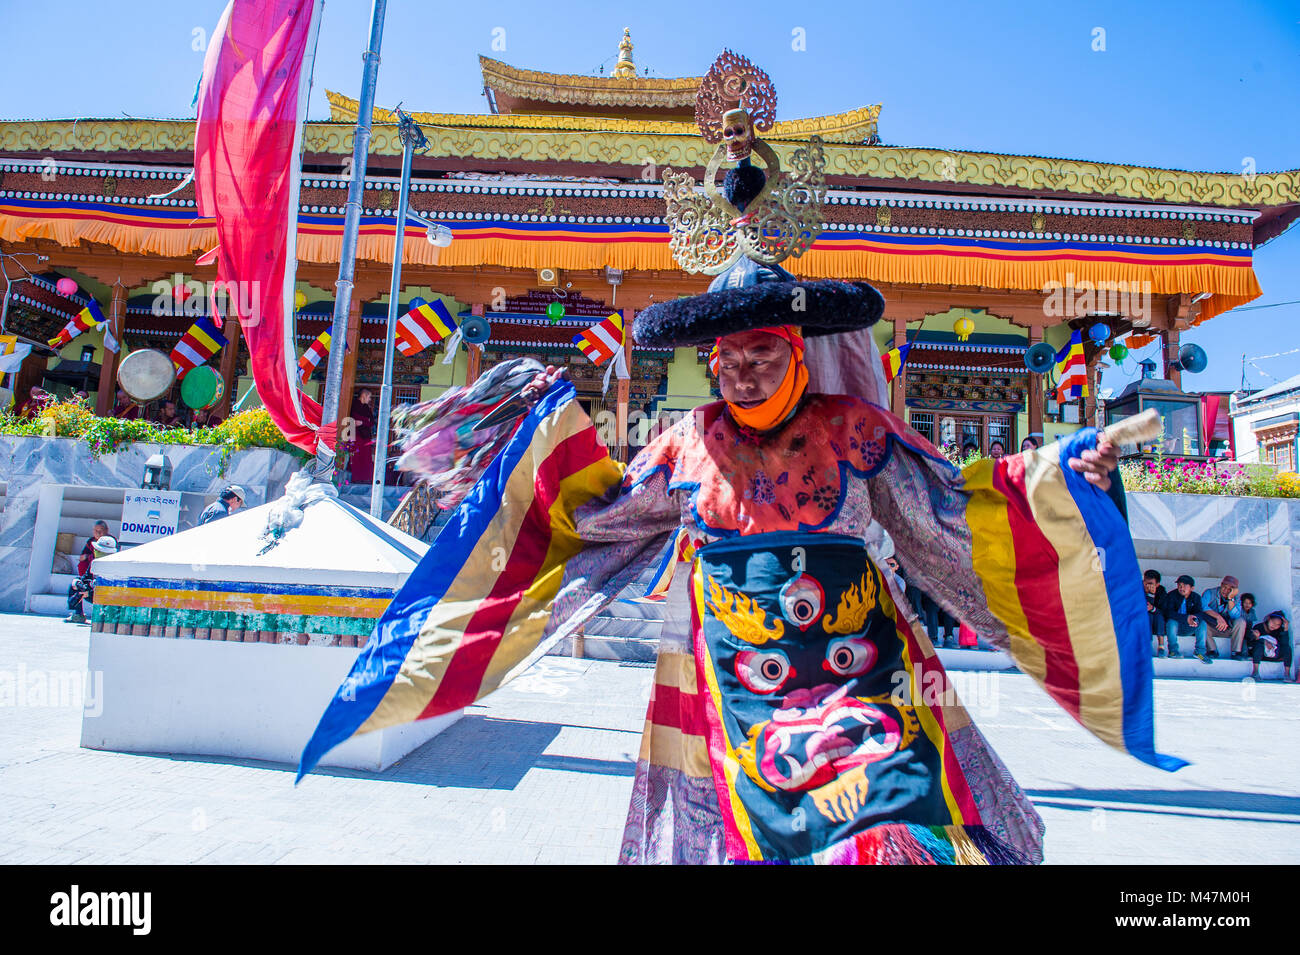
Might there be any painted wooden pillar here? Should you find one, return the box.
[1027,324,1044,439]
[338,296,363,441]
[1164,328,1182,390]
[616,308,634,464]
[94,286,126,416]
[215,309,242,418]
[890,315,908,419]
[465,303,484,385]
[1084,353,1100,427]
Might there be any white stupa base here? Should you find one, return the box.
[81,631,461,772]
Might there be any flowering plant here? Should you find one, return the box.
[1118,449,1298,498]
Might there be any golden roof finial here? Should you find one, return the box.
[613,27,636,78]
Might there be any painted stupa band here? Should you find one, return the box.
[92,576,394,646]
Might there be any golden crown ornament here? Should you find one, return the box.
[662,50,827,275]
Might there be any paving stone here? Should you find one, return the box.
[3,611,1298,864]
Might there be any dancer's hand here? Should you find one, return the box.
[1068,436,1120,491]
[522,365,567,405]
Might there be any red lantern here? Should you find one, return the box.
[55,277,77,296]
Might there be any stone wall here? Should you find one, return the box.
[1128,491,1299,616]
[0,435,302,612]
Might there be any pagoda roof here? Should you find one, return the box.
[479,54,700,119]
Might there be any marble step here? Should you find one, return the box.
[29,593,71,616]
[62,485,130,505]
[604,598,666,621]
[547,632,659,663]
[583,614,663,640]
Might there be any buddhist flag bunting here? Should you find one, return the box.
[1055,330,1087,402]
[707,344,719,376]
[297,330,330,384]
[47,300,106,349]
[395,299,457,357]
[170,317,228,379]
[573,312,624,365]
[881,342,911,382]
[297,380,624,780]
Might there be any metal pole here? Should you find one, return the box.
[371,111,425,517]
[313,0,386,482]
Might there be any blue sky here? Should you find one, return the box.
[1,0,1296,393]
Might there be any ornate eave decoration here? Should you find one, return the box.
[2,116,1296,211]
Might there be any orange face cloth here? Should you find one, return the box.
[721,325,809,432]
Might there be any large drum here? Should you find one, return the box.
[117,349,176,402]
[180,365,225,411]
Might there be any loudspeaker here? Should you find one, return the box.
[1171,343,1208,374]
[461,315,491,345]
[1024,342,1057,374]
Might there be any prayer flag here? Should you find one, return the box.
[47,300,105,349]
[395,300,457,357]
[1055,330,1087,402]
[297,330,330,384]
[881,342,911,382]
[573,313,624,366]
[0,335,32,374]
[170,317,228,378]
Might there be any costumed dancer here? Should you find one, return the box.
[299,51,1183,865]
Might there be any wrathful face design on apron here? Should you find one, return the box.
[692,532,960,861]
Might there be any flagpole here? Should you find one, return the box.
[371,109,425,518]
[314,0,386,483]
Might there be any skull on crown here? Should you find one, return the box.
[722,108,756,162]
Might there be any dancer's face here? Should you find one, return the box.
[716,331,792,409]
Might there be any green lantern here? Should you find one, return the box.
[546,301,565,324]
[1109,343,1128,361]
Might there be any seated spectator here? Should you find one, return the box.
[112,388,141,420]
[77,520,110,576]
[961,440,979,460]
[988,440,1006,460]
[1201,575,1246,658]
[66,535,118,624]
[1143,570,1168,653]
[1160,574,1212,664]
[157,399,185,428]
[1020,435,1042,452]
[18,387,52,418]
[1239,593,1258,632]
[1245,612,1292,680]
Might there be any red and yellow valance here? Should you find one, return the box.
[1,198,1260,323]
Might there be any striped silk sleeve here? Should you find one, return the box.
[542,466,681,646]
[868,426,1185,772]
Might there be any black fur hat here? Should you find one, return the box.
[633,162,885,348]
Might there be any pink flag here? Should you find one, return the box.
[194,0,324,452]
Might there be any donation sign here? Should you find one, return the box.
[119,490,183,544]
